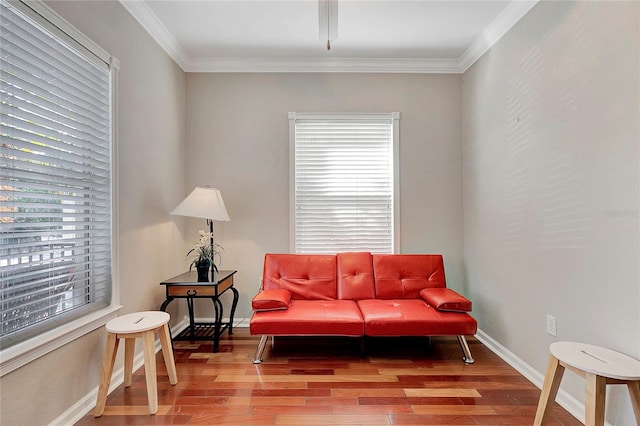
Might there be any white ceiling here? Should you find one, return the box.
[119,0,538,73]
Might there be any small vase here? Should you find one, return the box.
[195,261,210,282]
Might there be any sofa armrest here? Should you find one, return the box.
[420,288,472,312]
[252,289,292,312]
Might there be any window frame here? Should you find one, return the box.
[288,112,400,254]
[0,0,121,376]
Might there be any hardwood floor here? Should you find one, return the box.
[76,329,581,425]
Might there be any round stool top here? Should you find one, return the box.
[106,311,170,334]
[551,341,640,381]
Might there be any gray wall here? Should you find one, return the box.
[185,73,464,318]
[0,1,188,425]
[462,1,639,423]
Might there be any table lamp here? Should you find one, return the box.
[171,186,230,279]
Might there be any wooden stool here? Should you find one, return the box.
[534,341,640,425]
[94,311,178,417]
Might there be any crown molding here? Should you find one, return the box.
[459,0,539,72]
[119,0,538,74]
[185,56,461,73]
[119,0,189,69]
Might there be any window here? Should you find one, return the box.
[289,112,399,254]
[0,0,116,353]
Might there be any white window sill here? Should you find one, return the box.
[0,305,123,377]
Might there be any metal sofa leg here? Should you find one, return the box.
[457,335,475,364]
[253,335,269,364]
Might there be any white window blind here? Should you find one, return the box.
[290,113,399,254]
[0,0,112,348]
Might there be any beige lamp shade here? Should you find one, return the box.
[171,187,230,221]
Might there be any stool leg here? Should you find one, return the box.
[142,330,159,414]
[95,333,119,417]
[534,355,565,425]
[158,324,178,385]
[627,381,640,423]
[585,373,606,426]
[123,337,135,387]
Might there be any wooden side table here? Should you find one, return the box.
[160,270,238,352]
[534,341,640,426]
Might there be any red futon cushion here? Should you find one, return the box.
[252,289,292,311]
[420,288,472,312]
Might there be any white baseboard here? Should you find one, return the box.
[194,317,251,328]
[49,317,250,426]
[475,328,596,425]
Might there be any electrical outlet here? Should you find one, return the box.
[546,315,557,336]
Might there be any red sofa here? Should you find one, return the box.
[249,252,477,364]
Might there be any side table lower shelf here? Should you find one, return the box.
[174,322,231,340]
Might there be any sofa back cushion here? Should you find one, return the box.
[337,252,375,300]
[263,253,337,300]
[372,254,446,299]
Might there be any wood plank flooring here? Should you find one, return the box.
[76,329,581,425]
